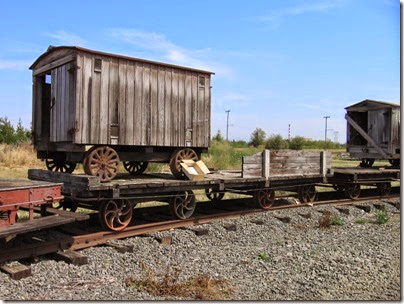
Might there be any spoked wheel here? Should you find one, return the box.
[169,148,199,178]
[359,158,374,168]
[83,146,120,182]
[345,183,361,199]
[205,188,224,202]
[253,189,275,209]
[377,182,391,196]
[53,198,78,212]
[169,190,196,219]
[389,159,400,167]
[123,161,148,175]
[298,185,317,203]
[98,199,133,231]
[45,159,76,173]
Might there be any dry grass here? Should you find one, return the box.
[318,210,331,228]
[0,143,45,179]
[125,262,233,300]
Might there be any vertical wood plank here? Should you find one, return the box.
[60,65,66,141]
[198,83,205,148]
[178,70,185,146]
[99,59,110,145]
[150,65,158,145]
[164,68,172,146]
[262,149,270,178]
[74,55,83,143]
[90,60,101,143]
[126,61,135,145]
[134,62,143,145]
[81,56,93,144]
[50,69,55,142]
[142,63,150,145]
[191,73,198,146]
[108,58,119,144]
[204,75,210,147]
[64,63,70,141]
[171,70,179,146]
[118,59,127,145]
[157,66,165,146]
[185,72,192,132]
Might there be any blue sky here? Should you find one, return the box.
[0,0,399,143]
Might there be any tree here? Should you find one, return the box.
[289,136,306,150]
[0,117,16,144]
[265,134,289,149]
[212,130,224,142]
[249,128,266,147]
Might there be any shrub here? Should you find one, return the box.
[375,210,389,224]
[249,128,266,147]
[265,134,289,150]
[0,117,31,144]
[212,130,224,142]
[289,136,305,150]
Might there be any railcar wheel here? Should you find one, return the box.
[332,184,344,192]
[83,146,120,182]
[205,188,224,202]
[123,161,148,175]
[253,189,275,209]
[377,182,391,196]
[389,159,400,167]
[345,183,361,199]
[169,190,196,219]
[45,159,76,173]
[169,148,199,178]
[298,185,317,203]
[359,158,374,168]
[98,199,133,231]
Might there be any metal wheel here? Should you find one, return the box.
[83,146,120,182]
[45,159,76,173]
[123,161,148,175]
[253,189,275,209]
[359,158,374,168]
[377,182,391,196]
[169,190,196,219]
[169,148,199,178]
[98,199,133,231]
[389,159,400,167]
[345,183,361,199]
[205,188,224,202]
[298,185,317,203]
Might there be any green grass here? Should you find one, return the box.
[355,219,368,224]
[375,210,390,224]
[330,217,344,226]
[257,253,272,262]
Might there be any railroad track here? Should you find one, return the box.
[0,187,400,265]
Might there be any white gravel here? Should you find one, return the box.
[0,198,400,300]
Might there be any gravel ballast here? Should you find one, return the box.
[0,198,400,300]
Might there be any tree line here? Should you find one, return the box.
[213,128,345,150]
[0,117,32,144]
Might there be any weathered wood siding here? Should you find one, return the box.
[74,53,211,147]
[50,62,75,142]
[242,150,332,178]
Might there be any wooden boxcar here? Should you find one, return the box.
[30,46,213,181]
[345,99,400,167]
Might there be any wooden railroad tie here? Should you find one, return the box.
[336,207,350,215]
[105,242,134,253]
[191,228,209,236]
[0,262,32,280]
[372,203,386,211]
[385,201,400,210]
[250,219,264,225]
[275,216,291,224]
[223,223,237,231]
[53,250,88,266]
[298,212,311,219]
[155,236,172,246]
[354,204,372,213]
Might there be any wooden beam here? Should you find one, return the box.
[0,262,31,280]
[262,149,270,179]
[33,55,75,76]
[345,114,388,158]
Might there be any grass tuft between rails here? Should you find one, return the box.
[125,262,233,300]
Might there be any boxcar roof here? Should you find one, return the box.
[30,45,215,75]
[345,99,400,111]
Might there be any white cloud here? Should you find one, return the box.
[46,31,87,46]
[108,28,233,78]
[255,1,340,25]
[0,59,32,70]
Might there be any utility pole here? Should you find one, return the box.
[324,116,330,149]
[288,124,291,141]
[225,110,231,141]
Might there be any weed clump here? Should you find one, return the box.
[318,211,331,228]
[257,253,272,262]
[330,217,344,226]
[375,210,389,224]
[355,219,368,224]
[125,262,233,300]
